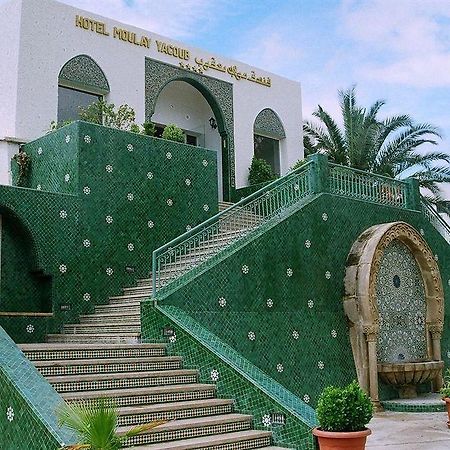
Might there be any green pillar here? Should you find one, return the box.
[404,178,421,211]
[307,153,329,194]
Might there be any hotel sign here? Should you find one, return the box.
[75,15,271,87]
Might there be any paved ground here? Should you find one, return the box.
[366,411,450,450]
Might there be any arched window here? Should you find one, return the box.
[253,109,286,176]
[58,55,110,122]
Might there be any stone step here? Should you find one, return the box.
[48,369,199,393]
[117,398,234,426]
[34,356,182,376]
[47,333,141,344]
[135,429,272,450]
[122,286,153,295]
[62,383,217,407]
[20,343,166,360]
[109,292,153,301]
[63,323,141,334]
[78,312,140,324]
[120,413,253,447]
[95,303,141,314]
[107,297,143,306]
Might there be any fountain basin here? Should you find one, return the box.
[377,360,444,399]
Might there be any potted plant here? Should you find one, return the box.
[57,397,166,449]
[441,368,450,428]
[313,380,373,450]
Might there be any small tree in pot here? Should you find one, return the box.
[441,368,450,429]
[313,380,373,450]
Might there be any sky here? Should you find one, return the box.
[12,0,450,192]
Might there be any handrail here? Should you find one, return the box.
[421,199,450,244]
[152,161,314,293]
[329,163,408,209]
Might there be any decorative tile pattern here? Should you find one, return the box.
[376,240,428,363]
[253,108,286,139]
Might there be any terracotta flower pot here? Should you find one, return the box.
[444,397,450,429]
[313,427,371,450]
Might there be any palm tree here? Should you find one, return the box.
[303,86,450,198]
[57,398,166,450]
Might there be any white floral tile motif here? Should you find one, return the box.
[127,243,134,251]
[241,265,249,274]
[167,199,173,206]
[26,324,34,333]
[59,210,67,219]
[266,298,274,308]
[59,264,67,273]
[218,297,227,308]
[65,135,71,143]
[261,414,272,427]
[84,135,91,144]
[106,267,114,276]
[166,152,172,159]
[105,164,113,173]
[64,174,70,182]
[127,144,134,152]
[248,331,256,341]
[127,193,134,201]
[305,240,311,248]
[294,184,300,191]
[83,293,91,301]
[6,406,14,422]
[292,330,300,340]
[105,215,113,224]
[83,186,91,195]
[210,369,219,381]
[447,350,450,359]
[147,172,154,179]
[318,361,325,370]
[308,299,314,308]
[37,147,43,155]
[322,212,328,221]
[286,268,293,277]
[331,329,338,338]
[185,178,192,186]
[276,363,284,373]
[303,394,310,403]
[434,254,439,261]
[420,228,425,236]
[148,220,154,228]
[168,334,177,343]
[448,279,450,287]
[202,159,208,167]
[325,271,331,279]
[203,204,209,211]
[37,184,42,190]
[185,225,192,231]
[83,239,91,248]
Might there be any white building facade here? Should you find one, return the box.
[0,0,303,200]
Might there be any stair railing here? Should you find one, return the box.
[421,199,450,244]
[152,161,314,293]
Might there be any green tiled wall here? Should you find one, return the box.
[141,303,316,449]
[157,193,450,405]
[1,122,218,341]
[0,326,75,449]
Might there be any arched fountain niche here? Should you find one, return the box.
[344,222,444,409]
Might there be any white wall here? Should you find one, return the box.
[0,0,304,189]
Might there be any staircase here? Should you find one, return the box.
[19,201,291,449]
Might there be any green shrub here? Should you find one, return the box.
[316,380,373,432]
[142,122,156,136]
[441,369,450,398]
[162,124,185,143]
[248,157,277,185]
[290,158,307,171]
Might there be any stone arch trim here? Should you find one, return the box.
[344,221,444,406]
[145,58,235,197]
[253,108,286,139]
[59,54,110,94]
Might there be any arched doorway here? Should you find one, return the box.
[152,80,224,199]
[344,222,444,407]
